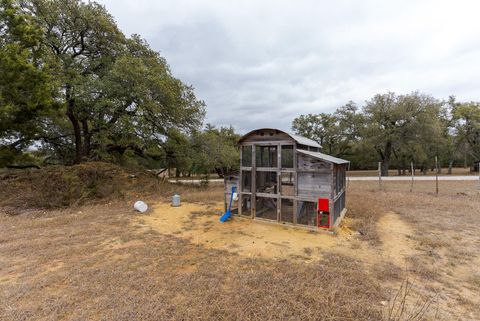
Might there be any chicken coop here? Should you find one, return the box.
[223,128,349,230]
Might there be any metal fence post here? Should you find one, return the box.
[435,156,439,195]
[378,161,382,190]
[410,161,414,192]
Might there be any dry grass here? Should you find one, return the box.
[1,166,479,321]
[347,167,476,177]
[348,180,480,320]
[346,185,386,244]
[0,202,383,321]
[0,162,223,213]
[372,262,404,282]
[383,278,439,321]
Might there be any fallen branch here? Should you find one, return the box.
[6,164,41,169]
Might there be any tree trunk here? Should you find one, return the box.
[82,119,91,159]
[215,167,225,178]
[421,164,427,175]
[448,159,453,174]
[381,141,392,176]
[66,85,83,164]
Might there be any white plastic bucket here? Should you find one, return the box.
[134,201,148,213]
[172,194,181,207]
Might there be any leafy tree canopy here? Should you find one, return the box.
[0,0,58,164]
[1,0,205,167]
[293,92,478,175]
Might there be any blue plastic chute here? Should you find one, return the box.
[220,186,236,222]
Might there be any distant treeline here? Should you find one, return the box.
[292,93,480,175]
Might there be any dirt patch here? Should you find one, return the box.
[139,202,387,263]
[140,202,333,260]
[377,211,418,267]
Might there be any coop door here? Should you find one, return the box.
[317,198,330,229]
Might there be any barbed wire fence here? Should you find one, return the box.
[354,156,480,194]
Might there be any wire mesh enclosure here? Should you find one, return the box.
[224,128,349,230]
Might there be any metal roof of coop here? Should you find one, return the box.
[238,128,321,148]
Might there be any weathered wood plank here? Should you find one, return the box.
[242,140,294,146]
[241,129,293,143]
[297,154,332,170]
[298,173,331,186]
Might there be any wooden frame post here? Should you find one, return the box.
[277,143,281,222]
[251,144,256,218]
[293,143,298,225]
[238,146,243,216]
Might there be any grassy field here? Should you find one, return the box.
[1,168,479,321]
[347,167,477,177]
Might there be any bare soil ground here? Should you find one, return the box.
[1,166,479,321]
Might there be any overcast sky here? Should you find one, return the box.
[96,0,480,133]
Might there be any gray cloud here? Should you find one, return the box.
[97,0,480,133]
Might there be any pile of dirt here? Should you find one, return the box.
[0,162,163,212]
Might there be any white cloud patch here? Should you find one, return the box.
[97,0,480,133]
